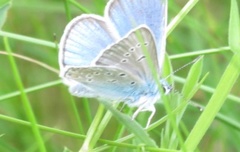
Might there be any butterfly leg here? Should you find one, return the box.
[132,104,156,128]
[145,106,155,128]
[131,105,144,120]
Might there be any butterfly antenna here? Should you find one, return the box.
[161,56,202,94]
[164,56,202,81]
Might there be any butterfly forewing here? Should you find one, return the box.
[106,0,167,43]
[95,26,159,81]
[59,15,118,70]
[105,0,167,70]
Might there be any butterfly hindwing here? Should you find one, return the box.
[64,66,145,101]
[65,80,98,98]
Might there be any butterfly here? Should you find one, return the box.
[59,0,169,127]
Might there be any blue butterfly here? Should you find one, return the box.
[59,0,169,127]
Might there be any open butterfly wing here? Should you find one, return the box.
[59,0,168,128]
[64,66,145,102]
[59,15,119,72]
[105,0,167,68]
[95,26,159,81]
[64,79,98,98]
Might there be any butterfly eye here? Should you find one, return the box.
[144,42,149,46]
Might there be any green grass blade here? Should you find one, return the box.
[181,56,203,96]
[68,0,91,13]
[162,54,174,84]
[162,56,203,150]
[0,80,61,102]
[0,0,11,29]
[184,0,240,148]
[190,102,240,132]
[170,46,230,59]
[79,104,105,151]
[99,100,157,147]
[174,76,240,104]
[82,98,93,125]
[88,108,114,150]
[0,31,55,48]
[229,0,240,53]
[63,0,72,21]
[4,37,47,152]
[167,0,199,37]
[184,53,240,151]
[0,51,59,74]
[68,95,85,134]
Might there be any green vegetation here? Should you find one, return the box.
[0,0,239,151]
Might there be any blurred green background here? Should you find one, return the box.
[0,0,239,151]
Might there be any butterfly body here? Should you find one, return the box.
[59,0,168,127]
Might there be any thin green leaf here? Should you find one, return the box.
[4,37,47,152]
[68,0,91,13]
[170,46,230,60]
[162,53,174,85]
[80,104,105,151]
[99,100,157,147]
[63,147,73,152]
[63,0,72,21]
[190,102,240,132]
[184,54,240,150]
[229,0,240,53]
[0,31,55,48]
[0,80,61,102]
[0,0,11,29]
[0,51,59,74]
[162,56,203,150]
[184,4,240,150]
[174,76,240,104]
[87,107,114,150]
[167,0,199,37]
[181,56,203,96]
